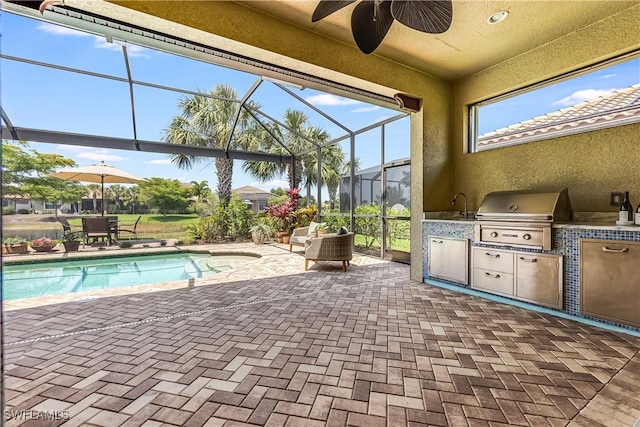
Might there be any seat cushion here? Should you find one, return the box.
[290,235,308,245]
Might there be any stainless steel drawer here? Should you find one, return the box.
[472,247,514,273]
[472,268,514,296]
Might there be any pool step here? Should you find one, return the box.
[184,258,218,279]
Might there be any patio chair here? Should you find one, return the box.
[81,217,112,247]
[117,215,141,240]
[289,221,322,252]
[57,217,81,234]
[304,232,354,272]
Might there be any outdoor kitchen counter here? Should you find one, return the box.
[553,221,640,231]
[422,218,640,334]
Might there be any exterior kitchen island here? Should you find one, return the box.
[422,216,640,334]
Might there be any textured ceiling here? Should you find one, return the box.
[239,0,639,80]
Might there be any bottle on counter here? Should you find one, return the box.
[636,202,640,225]
[619,191,633,222]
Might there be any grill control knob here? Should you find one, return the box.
[523,233,532,240]
[490,231,498,238]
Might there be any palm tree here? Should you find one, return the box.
[105,184,126,212]
[243,109,327,191]
[301,130,345,205]
[190,180,210,202]
[123,186,140,213]
[163,84,261,205]
[86,184,101,214]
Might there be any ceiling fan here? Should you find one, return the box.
[312,0,452,54]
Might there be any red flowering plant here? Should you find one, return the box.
[31,237,56,248]
[264,188,301,234]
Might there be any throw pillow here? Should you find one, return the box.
[336,226,349,235]
[307,222,320,237]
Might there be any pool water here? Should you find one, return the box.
[2,253,255,300]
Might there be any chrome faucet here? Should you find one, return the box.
[451,192,468,219]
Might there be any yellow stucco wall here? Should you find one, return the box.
[452,6,640,212]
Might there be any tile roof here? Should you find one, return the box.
[233,185,271,195]
[478,84,640,147]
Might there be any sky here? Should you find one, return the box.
[2,10,638,196]
[477,58,639,135]
[0,11,409,199]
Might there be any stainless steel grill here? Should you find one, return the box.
[474,188,572,250]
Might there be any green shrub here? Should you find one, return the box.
[187,195,254,242]
[3,237,27,244]
[292,205,317,228]
[386,206,410,248]
[17,208,30,214]
[321,209,349,233]
[2,206,16,215]
[354,204,381,248]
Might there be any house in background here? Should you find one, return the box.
[233,185,271,215]
[2,194,74,214]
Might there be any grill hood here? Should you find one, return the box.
[476,188,572,222]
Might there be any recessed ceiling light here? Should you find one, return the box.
[487,11,509,25]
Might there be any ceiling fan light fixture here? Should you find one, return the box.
[487,10,509,25]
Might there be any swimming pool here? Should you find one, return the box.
[2,253,257,300]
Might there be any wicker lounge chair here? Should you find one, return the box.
[289,221,322,251]
[304,232,354,272]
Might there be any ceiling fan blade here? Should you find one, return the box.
[391,0,452,34]
[351,0,394,54]
[312,0,356,22]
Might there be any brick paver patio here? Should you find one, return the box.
[3,243,639,426]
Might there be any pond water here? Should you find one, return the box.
[3,227,62,241]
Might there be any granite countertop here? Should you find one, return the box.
[422,211,640,231]
[552,221,640,231]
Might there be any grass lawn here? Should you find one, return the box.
[353,234,410,252]
[3,214,200,241]
[65,214,200,227]
[70,214,200,241]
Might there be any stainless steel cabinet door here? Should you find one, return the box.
[428,236,468,285]
[516,253,562,309]
[580,239,640,328]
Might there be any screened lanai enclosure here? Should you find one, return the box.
[1,3,411,259]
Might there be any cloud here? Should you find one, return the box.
[92,38,149,57]
[552,88,620,106]
[77,152,127,162]
[55,144,85,152]
[304,94,360,106]
[37,22,88,37]
[598,74,617,79]
[37,22,149,57]
[374,115,392,123]
[145,158,173,165]
[251,180,289,192]
[351,106,380,113]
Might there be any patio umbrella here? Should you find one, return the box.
[51,161,145,216]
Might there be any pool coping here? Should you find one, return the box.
[2,246,265,311]
[1,245,262,266]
